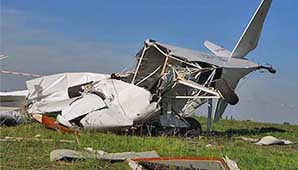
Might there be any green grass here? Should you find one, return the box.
[1,117,298,170]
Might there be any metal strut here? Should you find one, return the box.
[207,99,213,135]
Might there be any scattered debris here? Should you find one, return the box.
[50,149,159,162]
[34,134,41,138]
[50,149,240,169]
[239,136,294,145]
[205,143,213,148]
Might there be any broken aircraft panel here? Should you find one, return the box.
[25,73,159,131]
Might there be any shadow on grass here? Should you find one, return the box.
[203,127,286,137]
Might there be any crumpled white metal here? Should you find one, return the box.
[56,79,158,130]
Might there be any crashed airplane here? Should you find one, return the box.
[0,0,275,134]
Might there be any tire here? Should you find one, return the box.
[183,117,202,137]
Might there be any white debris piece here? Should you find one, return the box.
[205,143,213,148]
[224,156,240,170]
[255,136,294,145]
[239,136,294,145]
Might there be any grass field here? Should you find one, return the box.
[1,116,298,170]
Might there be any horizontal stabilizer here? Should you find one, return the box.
[204,41,231,57]
[230,0,272,58]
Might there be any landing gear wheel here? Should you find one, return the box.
[183,117,202,137]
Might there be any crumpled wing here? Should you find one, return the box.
[26,72,109,102]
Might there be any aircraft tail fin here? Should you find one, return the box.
[230,0,272,58]
[204,41,231,57]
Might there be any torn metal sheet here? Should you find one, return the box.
[50,149,159,162]
[28,97,78,114]
[25,73,161,132]
[26,72,109,104]
[56,79,158,130]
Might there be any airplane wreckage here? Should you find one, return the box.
[1,0,276,135]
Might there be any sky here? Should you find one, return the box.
[1,0,298,124]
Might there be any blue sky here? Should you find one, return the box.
[1,0,298,124]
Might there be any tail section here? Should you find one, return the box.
[230,0,272,58]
